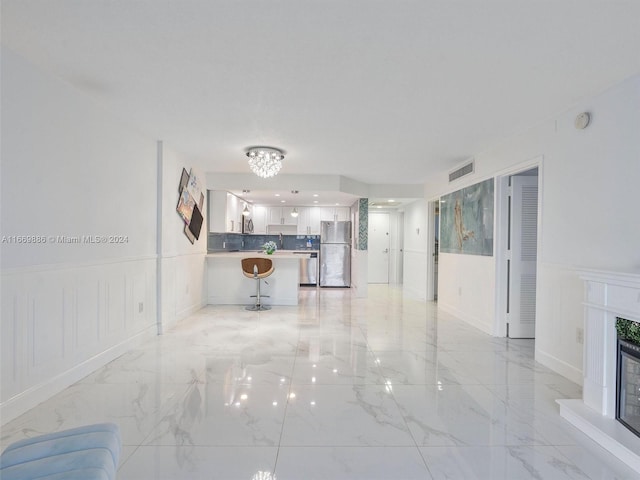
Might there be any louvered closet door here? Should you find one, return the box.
[508,175,538,338]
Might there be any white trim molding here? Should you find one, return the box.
[1,257,157,424]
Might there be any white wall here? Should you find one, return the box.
[158,145,208,332]
[402,199,428,301]
[424,74,640,383]
[388,211,403,284]
[0,48,159,422]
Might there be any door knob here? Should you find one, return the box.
[383,248,389,253]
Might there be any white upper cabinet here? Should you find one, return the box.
[319,206,351,222]
[267,206,298,226]
[298,206,322,234]
[282,206,299,225]
[208,190,244,233]
[227,194,241,232]
[222,202,351,234]
[335,207,351,221]
[250,205,267,234]
[266,206,281,225]
[208,190,225,233]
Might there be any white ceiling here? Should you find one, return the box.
[3,1,640,205]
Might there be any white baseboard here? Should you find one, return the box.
[176,300,207,321]
[162,300,207,332]
[402,284,427,301]
[1,324,157,425]
[536,348,583,385]
[438,301,493,336]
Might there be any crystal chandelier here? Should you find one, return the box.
[246,147,284,178]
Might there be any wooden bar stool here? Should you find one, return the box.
[241,257,275,311]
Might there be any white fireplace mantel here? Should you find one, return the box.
[558,269,640,471]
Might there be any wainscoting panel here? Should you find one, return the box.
[437,253,496,335]
[160,253,207,332]
[105,275,126,336]
[75,274,101,355]
[1,257,158,423]
[534,262,585,385]
[31,280,66,370]
[1,291,21,405]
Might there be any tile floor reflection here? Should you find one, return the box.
[2,285,638,479]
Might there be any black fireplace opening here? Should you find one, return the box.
[616,317,640,438]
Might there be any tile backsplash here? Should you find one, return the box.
[208,233,319,252]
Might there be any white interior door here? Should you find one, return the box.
[508,174,538,338]
[368,213,390,283]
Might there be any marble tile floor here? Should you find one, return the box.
[2,285,639,479]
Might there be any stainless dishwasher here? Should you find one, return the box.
[295,251,318,286]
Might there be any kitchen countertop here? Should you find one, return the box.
[207,250,317,259]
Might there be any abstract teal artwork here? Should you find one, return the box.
[440,178,494,256]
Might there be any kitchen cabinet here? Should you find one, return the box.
[266,207,281,225]
[334,207,351,222]
[243,204,350,234]
[208,190,244,233]
[319,206,350,222]
[228,194,241,232]
[297,206,322,235]
[250,205,267,234]
[267,206,298,226]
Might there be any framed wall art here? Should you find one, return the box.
[440,178,494,256]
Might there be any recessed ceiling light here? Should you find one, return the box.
[313,200,318,204]
[281,200,286,203]
[335,203,339,206]
[388,199,395,202]
[275,193,280,197]
[313,194,319,197]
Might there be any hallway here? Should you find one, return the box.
[1,286,636,479]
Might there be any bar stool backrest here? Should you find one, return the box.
[241,258,274,279]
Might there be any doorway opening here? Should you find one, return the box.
[426,199,440,302]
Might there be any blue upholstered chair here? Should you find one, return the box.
[0,423,121,480]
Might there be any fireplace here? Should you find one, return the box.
[617,319,640,437]
[557,269,640,472]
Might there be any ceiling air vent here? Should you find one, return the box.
[449,160,474,183]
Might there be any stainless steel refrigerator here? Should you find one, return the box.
[320,221,351,287]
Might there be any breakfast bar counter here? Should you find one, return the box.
[206,252,301,306]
